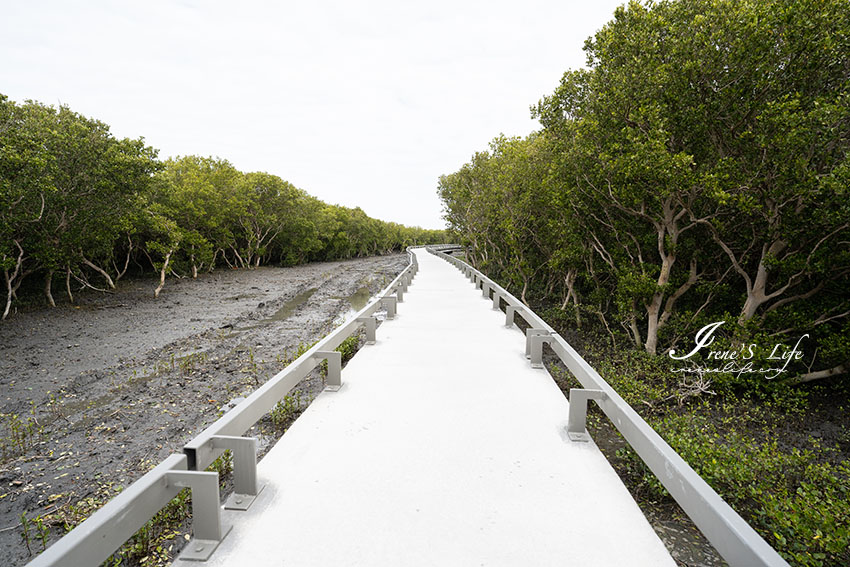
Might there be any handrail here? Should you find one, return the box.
[26,455,196,566]
[25,248,420,567]
[427,246,789,567]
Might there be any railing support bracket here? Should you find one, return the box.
[315,351,342,391]
[381,296,398,319]
[357,316,377,344]
[567,389,608,442]
[505,305,524,328]
[166,470,232,561]
[526,329,552,368]
[211,435,263,511]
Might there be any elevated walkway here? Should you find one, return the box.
[173,248,675,566]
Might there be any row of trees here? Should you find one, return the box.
[1,95,446,318]
[438,0,849,383]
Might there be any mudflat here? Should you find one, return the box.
[0,254,407,566]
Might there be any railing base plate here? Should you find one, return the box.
[224,484,266,511]
[177,525,233,562]
[567,431,592,443]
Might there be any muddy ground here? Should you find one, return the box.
[0,254,408,566]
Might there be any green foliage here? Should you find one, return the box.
[540,300,850,567]
[269,393,305,430]
[207,449,233,483]
[1,406,45,464]
[1,95,161,314]
[103,488,192,567]
[1,94,448,316]
[335,334,361,365]
[616,412,850,567]
[439,0,850,382]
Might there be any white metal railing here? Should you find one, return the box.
[427,245,789,567]
[26,249,419,566]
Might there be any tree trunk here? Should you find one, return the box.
[191,252,198,279]
[154,249,173,298]
[44,270,55,307]
[3,269,13,320]
[114,237,132,281]
[737,240,788,324]
[560,269,581,328]
[2,242,25,320]
[189,244,198,278]
[628,302,642,348]
[65,265,74,303]
[81,256,116,289]
[796,364,847,383]
[644,293,663,355]
[230,246,246,269]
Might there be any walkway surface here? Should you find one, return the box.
[173,249,675,566]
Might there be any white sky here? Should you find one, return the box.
[1,0,624,229]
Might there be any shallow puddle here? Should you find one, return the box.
[269,288,318,321]
[243,288,318,330]
[346,286,371,311]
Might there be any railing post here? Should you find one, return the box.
[396,285,404,302]
[211,435,262,510]
[492,291,501,310]
[166,470,232,561]
[357,316,377,344]
[381,296,398,319]
[314,351,342,391]
[481,280,490,298]
[567,389,608,442]
[527,329,552,368]
[506,305,523,327]
[524,328,548,356]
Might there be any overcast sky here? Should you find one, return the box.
[1,0,624,229]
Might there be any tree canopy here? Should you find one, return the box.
[1,95,447,316]
[439,0,850,382]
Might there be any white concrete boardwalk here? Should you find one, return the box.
[174,249,675,566]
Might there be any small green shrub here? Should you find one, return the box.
[269,393,305,430]
[335,334,360,365]
[617,413,850,567]
[1,408,45,464]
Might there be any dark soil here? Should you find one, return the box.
[0,254,408,566]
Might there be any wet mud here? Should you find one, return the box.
[0,254,408,566]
